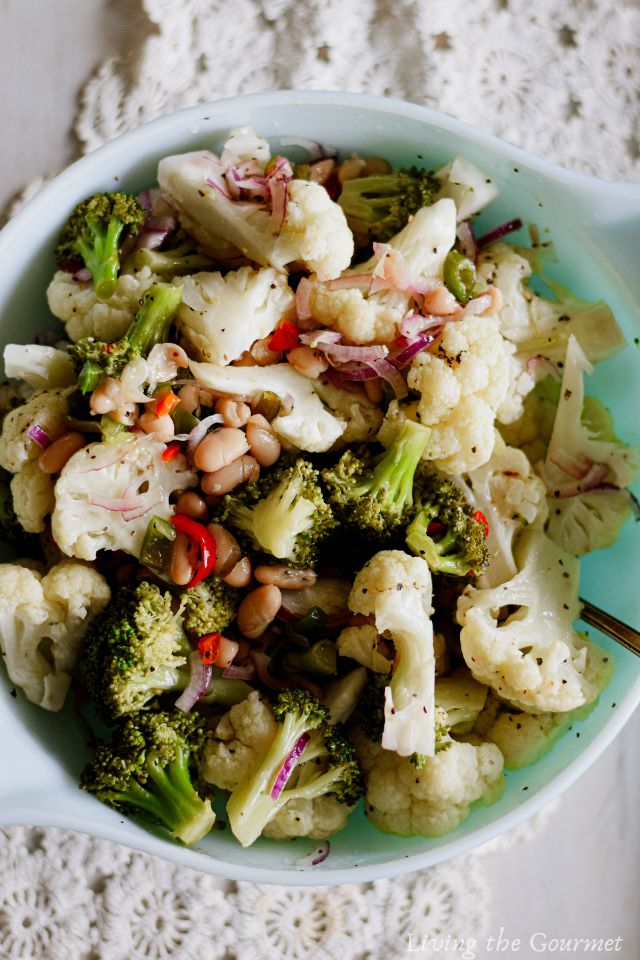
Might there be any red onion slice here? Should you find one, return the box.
[298,330,342,347]
[26,424,52,449]
[296,840,331,868]
[477,218,523,250]
[222,662,256,681]
[320,342,388,363]
[137,189,154,212]
[295,277,314,322]
[390,333,438,368]
[457,221,478,262]
[205,176,232,200]
[324,274,372,292]
[546,462,609,498]
[399,312,442,338]
[176,650,213,713]
[186,413,224,464]
[526,355,562,383]
[368,358,409,398]
[270,178,289,232]
[73,266,92,282]
[270,732,311,800]
[77,441,133,474]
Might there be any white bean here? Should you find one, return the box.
[194,427,249,473]
[237,584,282,639]
[246,415,281,467]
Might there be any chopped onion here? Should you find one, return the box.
[457,220,477,261]
[295,277,314,322]
[526,355,562,383]
[26,424,52,449]
[390,333,437,368]
[270,732,311,800]
[299,330,342,347]
[137,189,154,212]
[176,650,212,713]
[320,341,388,363]
[545,462,609,497]
[73,266,92,283]
[186,413,224,463]
[324,274,372,292]
[399,312,443,339]
[205,176,232,200]
[477,218,523,250]
[222,662,256,681]
[296,840,331,868]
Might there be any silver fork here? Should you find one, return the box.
[580,599,640,657]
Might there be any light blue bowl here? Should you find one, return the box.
[0,91,638,885]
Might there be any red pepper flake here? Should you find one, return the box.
[473,510,490,537]
[427,520,445,536]
[171,514,217,588]
[198,633,221,665]
[161,441,182,462]
[268,319,300,352]
[103,343,115,354]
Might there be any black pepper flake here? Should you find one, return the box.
[564,389,572,399]
[471,445,477,453]
[522,786,528,791]
[396,583,403,591]
[10,688,16,698]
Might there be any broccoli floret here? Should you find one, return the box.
[338,167,439,243]
[220,458,337,566]
[406,471,490,577]
[80,710,215,845]
[68,282,183,393]
[322,420,430,540]
[182,577,240,640]
[81,580,191,720]
[226,689,363,846]
[133,243,216,276]
[56,192,146,300]
[81,579,250,719]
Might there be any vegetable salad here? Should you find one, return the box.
[0,126,637,856]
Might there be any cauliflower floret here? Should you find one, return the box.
[350,550,436,756]
[189,359,346,452]
[47,265,160,343]
[3,344,75,390]
[0,388,71,473]
[52,435,195,561]
[337,624,392,673]
[201,690,278,790]
[457,528,609,713]
[312,376,383,445]
[176,266,294,365]
[201,690,358,842]
[460,433,548,587]
[406,316,509,473]
[434,157,499,221]
[306,200,456,345]
[353,728,504,837]
[0,560,110,711]
[158,151,353,280]
[476,645,613,769]
[263,795,351,841]
[349,549,433,617]
[477,243,626,363]
[10,462,55,533]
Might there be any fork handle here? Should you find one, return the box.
[580,598,640,657]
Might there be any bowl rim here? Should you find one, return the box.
[1,89,639,885]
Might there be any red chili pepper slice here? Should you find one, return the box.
[161,441,182,462]
[171,514,217,588]
[155,390,181,417]
[198,633,221,665]
[268,320,300,352]
[473,510,490,537]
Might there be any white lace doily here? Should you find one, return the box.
[2,0,637,956]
